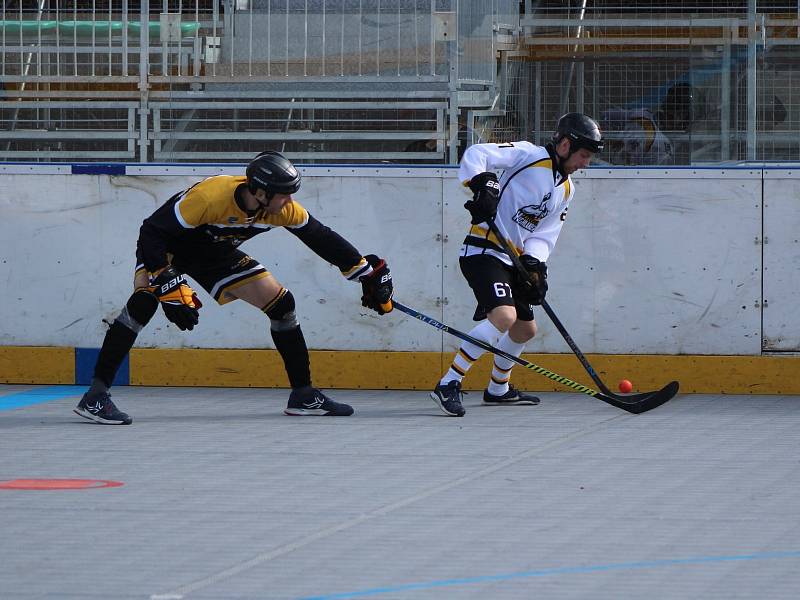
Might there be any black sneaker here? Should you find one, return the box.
[284,387,354,416]
[430,380,466,417]
[483,385,540,406]
[74,390,133,425]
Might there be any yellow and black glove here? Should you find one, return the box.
[149,266,202,331]
[359,255,394,315]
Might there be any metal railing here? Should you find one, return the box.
[4,2,799,165]
[474,1,800,165]
[1,0,496,163]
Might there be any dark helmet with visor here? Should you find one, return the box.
[246,151,301,197]
[552,113,604,154]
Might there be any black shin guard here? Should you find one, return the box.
[94,291,158,387]
[271,326,312,389]
[264,288,311,389]
[94,322,137,387]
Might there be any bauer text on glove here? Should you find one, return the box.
[464,171,500,225]
[359,255,393,314]
[150,266,202,331]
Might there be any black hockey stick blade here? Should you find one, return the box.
[597,380,680,415]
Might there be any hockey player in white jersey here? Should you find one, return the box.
[430,113,604,417]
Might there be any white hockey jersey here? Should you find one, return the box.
[459,141,574,265]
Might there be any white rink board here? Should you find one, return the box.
[444,169,763,354]
[763,170,800,351]
[547,172,762,354]
[0,170,444,352]
[0,166,791,355]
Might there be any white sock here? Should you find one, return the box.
[440,320,503,386]
[486,332,527,396]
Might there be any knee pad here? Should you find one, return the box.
[263,288,299,331]
[116,290,159,333]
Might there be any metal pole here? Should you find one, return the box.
[108,0,113,76]
[161,0,168,75]
[92,0,97,76]
[123,0,129,75]
[248,0,254,77]
[377,0,381,76]
[534,61,541,144]
[1,2,5,79]
[721,19,731,162]
[448,0,459,163]
[746,0,757,161]
[340,0,345,76]
[267,0,272,76]
[304,0,308,76]
[139,0,150,162]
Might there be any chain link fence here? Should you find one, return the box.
[2,1,799,164]
[471,1,800,164]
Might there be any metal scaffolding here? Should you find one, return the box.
[1,1,798,164]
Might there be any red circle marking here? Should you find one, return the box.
[0,479,124,490]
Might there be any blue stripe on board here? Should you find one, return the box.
[75,348,129,386]
[0,386,86,411]
[71,163,126,175]
[298,550,800,600]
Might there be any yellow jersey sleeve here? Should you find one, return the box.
[271,200,310,229]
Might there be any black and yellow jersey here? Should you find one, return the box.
[138,174,371,281]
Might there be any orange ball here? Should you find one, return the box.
[618,379,633,393]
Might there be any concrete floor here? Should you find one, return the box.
[1,384,799,600]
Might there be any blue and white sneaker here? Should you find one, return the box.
[284,387,354,416]
[430,380,466,417]
[74,390,133,425]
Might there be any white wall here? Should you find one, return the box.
[1,165,795,355]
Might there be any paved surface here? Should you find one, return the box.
[1,384,799,600]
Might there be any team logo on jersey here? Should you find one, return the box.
[235,255,256,269]
[512,193,551,232]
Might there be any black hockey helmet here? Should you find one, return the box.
[552,113,604,154]
[246,151,301,196]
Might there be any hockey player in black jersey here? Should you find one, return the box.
[430,113,603,417]
[74,151,393,424]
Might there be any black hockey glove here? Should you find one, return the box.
[359,255,394,315]
[464,172,500,225]
[517,255,548,305]
[149,266,202,331]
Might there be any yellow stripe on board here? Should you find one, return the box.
[129,348,447,390]
[129,350,800,394]
[1,346,800,394]
[463,353,800,395]
[0,347,74,384]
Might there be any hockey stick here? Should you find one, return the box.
[392,300,676,414]
[485,219,679,405]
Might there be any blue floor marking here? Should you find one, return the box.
[0,386,85,411]
[299,550,800,600]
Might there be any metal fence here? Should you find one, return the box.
[471,1,800,165]
[0,0,472,162]
[2,1,800,164]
